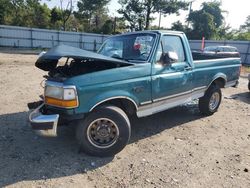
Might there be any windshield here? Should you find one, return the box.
[98,33,156,62]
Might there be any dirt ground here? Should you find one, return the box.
[0,52,249,188]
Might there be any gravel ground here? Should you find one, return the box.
[0,52,249,188]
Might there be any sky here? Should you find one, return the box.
[42,0,250,30]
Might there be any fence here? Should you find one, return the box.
[0,25,249,65]
[0,25,108,51]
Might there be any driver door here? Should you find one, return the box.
[152,35,193,105]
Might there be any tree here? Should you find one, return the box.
[113,17,127,33]
[187,1,224,39]
[141,0,188,30]
[118,0,189,31]
[77,0,110,32]
[50,7,62,25]
[118,0,145,30]
[231,15,250,40]
[0,0,12,24]
[240,15,250,32]
[60,0,73,31]
[171,21,186,32]
[26,2,51,28]
[0,0,52,28]
[101,19,113,34]
[156,0,189,29]
[9,0,26,26]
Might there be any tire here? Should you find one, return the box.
[199,84,222,116]
[76,106,131,157]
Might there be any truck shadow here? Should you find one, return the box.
[230,92,250,104]
[0,104,203,187]
[130,104,202,143]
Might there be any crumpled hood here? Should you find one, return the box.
[35,45,132,71]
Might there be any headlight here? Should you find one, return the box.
[44,84,78,108]
[45,86,63,99]
[63,88,76,100]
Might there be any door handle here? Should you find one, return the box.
[184,66,192,71]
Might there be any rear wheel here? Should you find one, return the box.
[76,106,130,157]
[199,84,222,116]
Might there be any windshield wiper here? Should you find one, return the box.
[111,55,130,62]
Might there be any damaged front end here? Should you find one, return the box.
[35,45,133,81]
[29,103,59,137]
[29,45,133,136]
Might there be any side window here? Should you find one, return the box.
[162,35,185,62]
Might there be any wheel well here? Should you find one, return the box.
[91,98,137,116]
[212,77,226,88]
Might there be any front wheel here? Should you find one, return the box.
[76,106,131,157]
[199,84,222,116]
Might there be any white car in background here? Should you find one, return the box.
[203,45,240,58]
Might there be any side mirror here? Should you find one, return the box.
[161,51,178,65]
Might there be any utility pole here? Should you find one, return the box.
[158,10,162,29]
[187,0,195,28]
[113,17,117,33]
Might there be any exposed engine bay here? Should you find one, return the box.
[46,57,130,80]
[35,45,133,81]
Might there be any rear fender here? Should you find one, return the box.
[208,73,227,89]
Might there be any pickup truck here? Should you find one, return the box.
[29,30,241,156]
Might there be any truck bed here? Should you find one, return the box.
[193,57,241,89]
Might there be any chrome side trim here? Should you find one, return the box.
[137,88,206,117]
[137,93,191,117]
[194,58,241,64]
[140,101,152,105]
[193,86,207,91]
[152,86,206,103]
[225,80,238,88]
[153,90,191,102]
[89,96,138,112]
[191,87,206,99]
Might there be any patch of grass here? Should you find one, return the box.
[245,66,250,73]
[241,66,250,77]
[242,66,250,73]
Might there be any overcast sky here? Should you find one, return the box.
[42,0,249,29]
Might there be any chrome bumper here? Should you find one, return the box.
[29,104,59,137]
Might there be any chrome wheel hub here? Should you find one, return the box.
[87,118,119,148]
[209,92,220,111]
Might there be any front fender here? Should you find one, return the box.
[76,90,139,114]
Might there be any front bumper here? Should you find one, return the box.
[29,103,59,137]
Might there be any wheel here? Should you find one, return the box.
[248,81,250,91]
[76,106,131,157]
[199,84,222,116]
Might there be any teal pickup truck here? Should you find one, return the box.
[29,30,241,156]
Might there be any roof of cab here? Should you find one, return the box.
[109,30,184,37]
